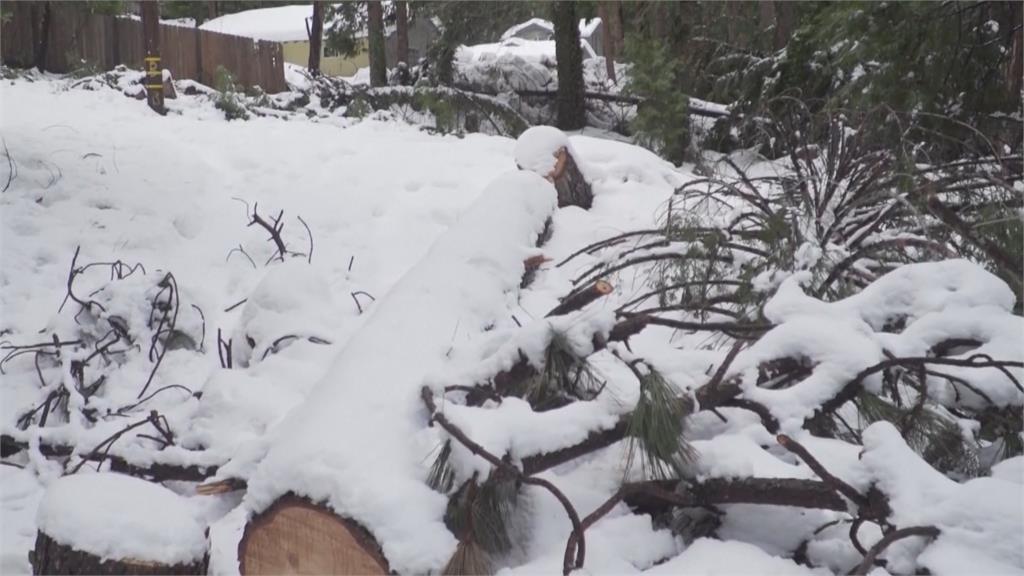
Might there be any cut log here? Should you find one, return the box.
[549,146,592,209]
[239,171,557,574]
[239,496,388,575]
[514,126,593,209]
[32,473,208,575]
[31,532,207,576]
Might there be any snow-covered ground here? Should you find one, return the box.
[2,72,1021,576]
[0,73,688,573]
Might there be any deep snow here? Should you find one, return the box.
[1,71,1021,576]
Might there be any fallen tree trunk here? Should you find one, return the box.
[239,496,388,575]
[238,170,559,575]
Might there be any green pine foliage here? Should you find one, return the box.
[623,37,691,165]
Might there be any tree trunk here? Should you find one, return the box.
[239,497,389,575]
[597,2,616,83]
[395,1,409,66]
[367,0,387,87]
[308,1,325,76]
[141,1,165,114]
[1007,2,1022,99]
[759,0,776,53]
[774,1,795,50]
[31,532,207,576]
[31,1,51,72]
[553,0,586,130]
[207,1,217,20]
[609,0,624,59]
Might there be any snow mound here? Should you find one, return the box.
[243,170,556,574]
[862,422,1024,574]
[37,473,206,565]
[645,538,816,575]
[231,260,341,367]
[515,125,569,176]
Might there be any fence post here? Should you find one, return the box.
[141,1,165,114]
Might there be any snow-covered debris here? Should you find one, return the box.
[732,260,1023,429]
[861,422,1024,574]
[243,170,557,573]
[37,473,207,565]
[230,260,341,367]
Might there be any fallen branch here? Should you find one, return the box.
[850,525,940,576]
[421,387,585,575]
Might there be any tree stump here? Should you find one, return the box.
[514,126,593,209]
[31,472,209,576]
[30,532,208,575]
[239,497,389,575]
[549,146,592,209]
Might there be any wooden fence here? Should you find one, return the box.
[1,2,286,93]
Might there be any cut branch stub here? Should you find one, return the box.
[548,146,593,209]
[547,279,613,317]
[239,496,388,575]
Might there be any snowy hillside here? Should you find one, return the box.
[2,71,1022,576]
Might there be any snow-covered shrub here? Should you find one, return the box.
[214,66,250,121]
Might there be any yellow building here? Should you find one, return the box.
[281,38,370,77]
[200,4,370,77]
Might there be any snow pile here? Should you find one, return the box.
[644,538,815,575]
[230,260,341,367]
[243,170,556,573]
[514,125,570,175]
[37,473,206,565]
[862,422,1024,574]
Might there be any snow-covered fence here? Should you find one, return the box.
[1,2,286,93]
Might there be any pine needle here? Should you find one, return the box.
[521,330,605,410]
[625,366,696,479]
[428,440,456,493]
[443,539,493,576]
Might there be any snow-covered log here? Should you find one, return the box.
[31,474,208,575]
[238,171,557,574]
[239,497,387,574]
[516,126,593,209]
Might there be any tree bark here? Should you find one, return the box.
[774,1,795,50]
[553,0,586,130]
[31,531,207,576]
[759,0,776,53]
[597,2,616,83]
[31,1,51,72]
[239,497,388,575]
[395,1,409,66]
[141,1,165,114]
[308,1,325,76]
[367,0,387,87]
[1007,1,1022,99]
[549,145,593,209]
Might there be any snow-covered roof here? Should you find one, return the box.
[200,4,318,42]
[460,37,598,63]
[579,17,602,38]
[500,17,602,42]
[500,18,554,41]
